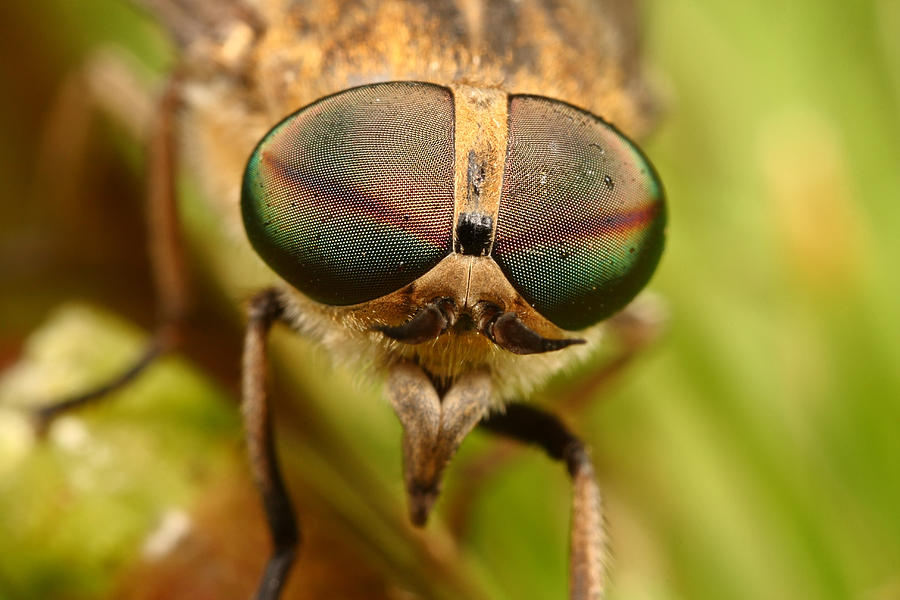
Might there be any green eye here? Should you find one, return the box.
[241,82,455,305]
[493,95,666,330]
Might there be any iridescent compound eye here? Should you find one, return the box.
[493,96,666,330]
[242,82,455,305]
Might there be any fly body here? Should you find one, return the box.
[54,1,668,598]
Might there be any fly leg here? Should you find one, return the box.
[242,289,299,600]
[480,404,607,600]
[32,71,189,432]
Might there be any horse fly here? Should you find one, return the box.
[36,1,666,598]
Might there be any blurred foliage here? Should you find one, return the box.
[0,306,239,599]
[1,1,899,599]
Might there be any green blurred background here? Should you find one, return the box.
[1,1,899,599]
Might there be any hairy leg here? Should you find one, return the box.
[242,289,300,600]
[481,404,607,600]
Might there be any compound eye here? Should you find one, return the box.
[492,96,666,330]
[242,82,455,305]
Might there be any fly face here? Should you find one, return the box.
[241,80,664,367]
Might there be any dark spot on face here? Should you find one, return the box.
[455,212,494,256]
[604,175,615,189]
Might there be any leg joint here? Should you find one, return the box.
[480,403,589,479]
[248,288,285,326]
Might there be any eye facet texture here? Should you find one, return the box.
[242,82,455,305]
[493,96,666,330]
